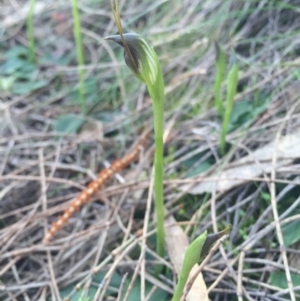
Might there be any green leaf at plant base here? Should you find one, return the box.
[54,114,85,133]
[282,220,300,247]
[123,277,168,301]
[5,46,28,58]
[227,99,269,132]
[229,100,252,125]
[12,80,47,94]
[0,58,26,75]
[41,50,74,66]
[185,160,212,178]
[172,225,231,301]
[260,191,271,202]
[171,231,207,301]
[58,271,167,301]
[59,271,122,301]
[270,271,300,289]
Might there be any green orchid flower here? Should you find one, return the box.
[105,33,160,86]
[106,32,165,264]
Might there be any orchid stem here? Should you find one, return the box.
[148,68,165,266]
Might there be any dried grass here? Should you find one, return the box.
[1,0,300,300]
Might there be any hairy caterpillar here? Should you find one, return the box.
[43,132,148,243]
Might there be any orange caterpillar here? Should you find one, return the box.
[43,132,148,243]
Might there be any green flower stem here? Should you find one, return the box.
[147,69,165,260]
[105,32,166,265]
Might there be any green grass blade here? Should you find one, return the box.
[214,42,226,117]
[71,0,86,113]
[27,0,37,63]
[220,61,239,155]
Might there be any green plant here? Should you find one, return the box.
[59,270,168,301]
[71,0,86,113]
[171,231,207,301]
[220,60,239,154]
[213,42,226,117]
[26,0,36,63]
[213,44,239,155]
[0,46,47,94]
[171,225,231,301]
[106,0,165,262]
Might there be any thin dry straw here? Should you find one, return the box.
[110,0,137,71]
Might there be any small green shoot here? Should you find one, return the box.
[171,231,207,301]
[171,225,231,301]
[106,0,165,264]
[71,0,86,113]
[213,42,226,117]
[220,59,239,155]
[26,0,37,63]
[54,114,85,133]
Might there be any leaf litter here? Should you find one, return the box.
[1,1,300,301]
[182,130,300,195]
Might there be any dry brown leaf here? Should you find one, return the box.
[78,120,103,140]
[165,215,209,301]
[182,131,300,195]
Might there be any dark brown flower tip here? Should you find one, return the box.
[200,224,232,261]
[105,33,159,85]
